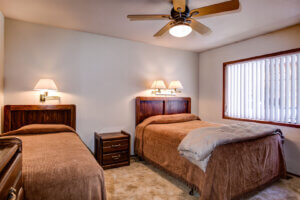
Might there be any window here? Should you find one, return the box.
[223,49,300,128]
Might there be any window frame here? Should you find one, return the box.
[222,48,300,128]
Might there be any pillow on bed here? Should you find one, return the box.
[142,113,200,125]
[2,124,76,136]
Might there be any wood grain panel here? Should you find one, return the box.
[0,138,23,200]
[165,99,190,114]
[4,105,76,132]
[136,97,191,125]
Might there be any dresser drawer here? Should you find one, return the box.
[0,154,22,200]
[102,151,129,165]
[103,139,128,153]
[16,187,24,200]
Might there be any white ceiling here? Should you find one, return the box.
[0,0,299,52]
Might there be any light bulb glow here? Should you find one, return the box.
[169,24,192,38]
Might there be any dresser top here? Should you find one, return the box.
[95,131,130,140]
[0,144,18,172]
[0,138,22,172]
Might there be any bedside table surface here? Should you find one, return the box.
[95,132,129,140]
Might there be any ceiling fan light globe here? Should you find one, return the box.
[169,24,192,38]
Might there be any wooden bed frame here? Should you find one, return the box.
[136,96,191,126]
[4,105,76,132]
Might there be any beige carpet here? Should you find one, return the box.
[104,159,300,200]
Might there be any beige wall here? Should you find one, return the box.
[0,12,4,132]
[198,24,300,175]
[4,19,199,153]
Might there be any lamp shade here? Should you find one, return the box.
[34,79,58,91]
[169,80,183,89]
[151,80,166,89]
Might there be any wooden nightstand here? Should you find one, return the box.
[94,131,130,169]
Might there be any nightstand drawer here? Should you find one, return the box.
[102,151,129,165]
[103,139,128,153]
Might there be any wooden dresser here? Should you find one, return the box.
[94,131,130,169]
[0,138,23,200]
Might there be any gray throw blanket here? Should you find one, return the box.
[178,122,282,172]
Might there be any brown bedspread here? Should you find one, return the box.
[1,124,106,200]
[135,114,286,200]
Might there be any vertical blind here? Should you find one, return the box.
[225,52,300,125]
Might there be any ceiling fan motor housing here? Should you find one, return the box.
[127,0,240,37]
[171,6,190,21]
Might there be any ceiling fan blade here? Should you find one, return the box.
[127,15,171,21]
[190,0,239,18]
[154,21,175,37]
[173,0,186,12]
[187,18,211,35]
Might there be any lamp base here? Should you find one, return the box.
[45,96,60,101]
[152,89,175,96]
[40,92,48,102]
[39,91,60,102]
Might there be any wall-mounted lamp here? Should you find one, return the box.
[151,80,183,96]
[34,79,60,102]
[151,80,167,95]
[169,80,183,94]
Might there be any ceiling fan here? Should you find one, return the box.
[127,0,240,38]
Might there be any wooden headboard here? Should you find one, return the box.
[136,97,191,126]
[4,105,76,132]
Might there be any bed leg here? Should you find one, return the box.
[189,188,194,196]
[138,156,144,161]
[285,175,293,180]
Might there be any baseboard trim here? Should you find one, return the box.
[287,171,300,177]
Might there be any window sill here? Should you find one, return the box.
[222,115,300,128]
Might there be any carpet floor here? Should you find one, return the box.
[104,159,300,200]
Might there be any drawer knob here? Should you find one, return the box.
[111,144,121,148]
[112,154,121,160]
[7,187,17,200]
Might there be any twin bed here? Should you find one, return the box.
[1,105,106,200]
[0,98,286,200]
